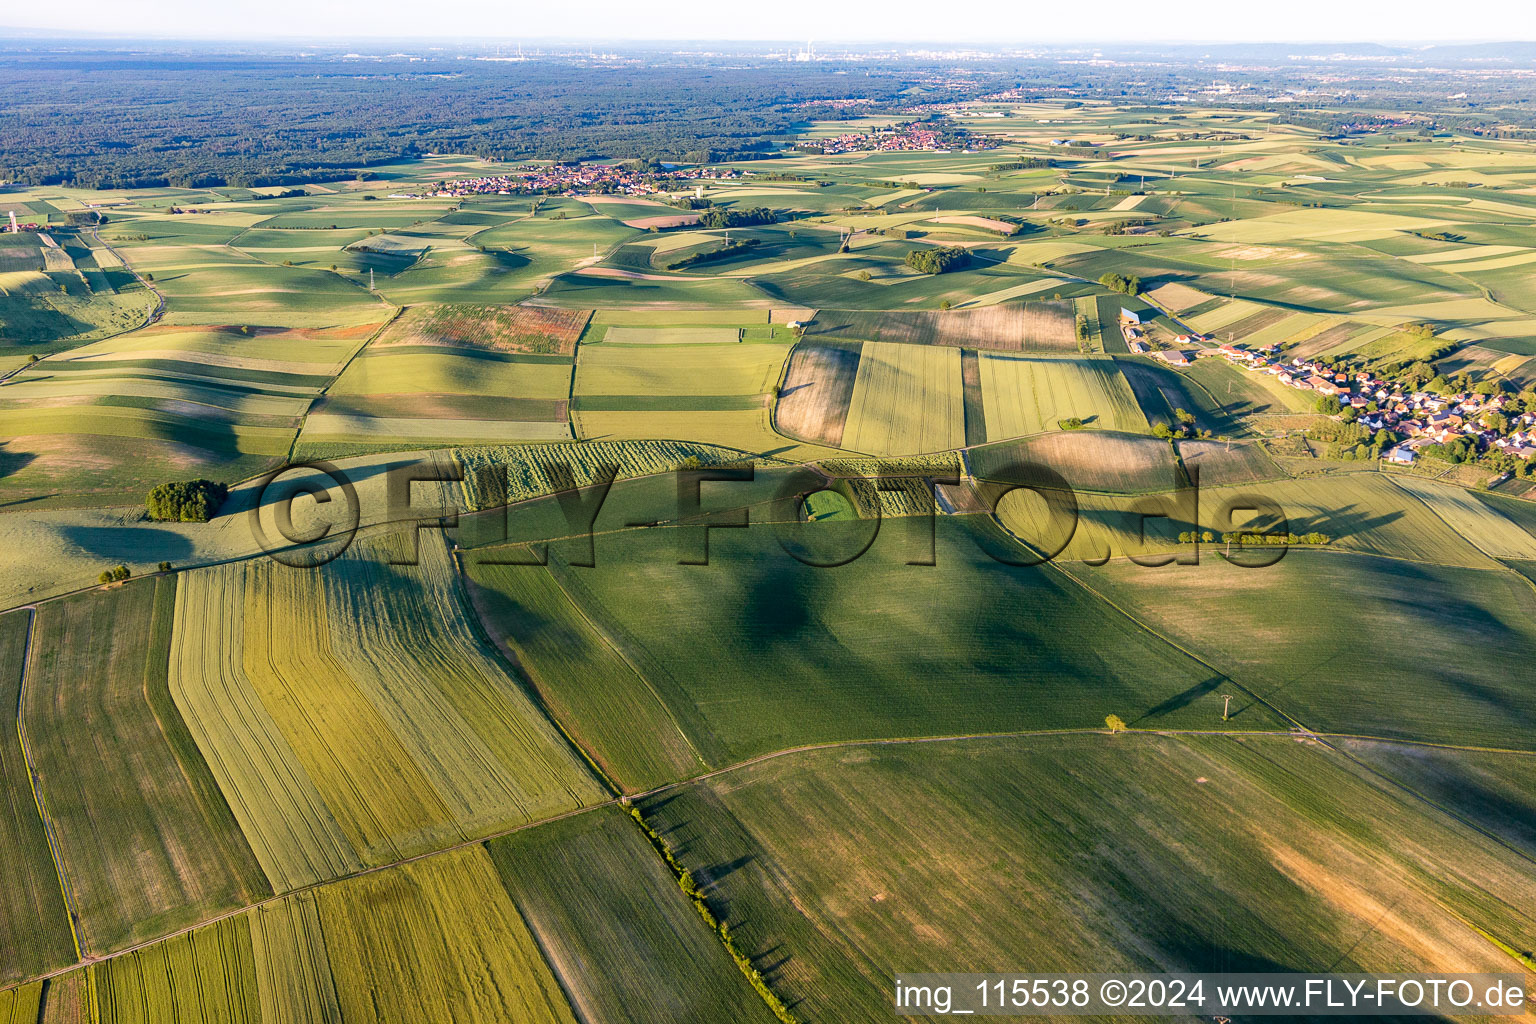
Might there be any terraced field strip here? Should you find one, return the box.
[0,608,79,985]
[241,559,465,865]
[93,914,258,1024]
[465,558,705,792]
[169,566,363,893]
[248,892,344,1024]
[318,534,604,832]
[316,846,578,1024]
[487,806,779,1023]
[1075,295,1102,350]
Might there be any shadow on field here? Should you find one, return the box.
[0,441,36,481]
[60,525,195,561]
[1249,502,1405,542]
[217,456,420,518]
[1132,676,1226,725]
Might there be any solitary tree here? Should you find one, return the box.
[1105,714,1128,733]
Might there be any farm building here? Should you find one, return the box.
[1157,349,1192,367]
[1121,307,1142,324]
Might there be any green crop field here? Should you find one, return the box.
[22,577,268,954]
[487,808,779,1023]
[0,611,75,986]
[639,734,1536,1020]
[1077,551,1536,749]
[315,847,578,1024]
[465,513,1284,769]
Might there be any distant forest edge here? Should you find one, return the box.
[0,58,926,188]
[6,46,1536,189]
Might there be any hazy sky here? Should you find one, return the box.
[5,0,1533,44]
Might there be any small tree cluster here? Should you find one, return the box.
[1098,272,1141,295]
[1176,531,1216,543]
[98,565,131,584]
[904,246,968,275]
[698,206,775,229]
[146,479,228,522]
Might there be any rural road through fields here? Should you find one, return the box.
[88,225,165,327]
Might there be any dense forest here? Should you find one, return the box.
[0,54,929,188]
[5,43,1536,189]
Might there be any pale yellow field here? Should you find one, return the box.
[841,341,965,455]
[979,354,1147,440]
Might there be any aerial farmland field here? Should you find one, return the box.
[977,352,1147,438]
[841,340,965,454]
[6,34,1536,1021]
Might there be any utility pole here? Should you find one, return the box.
[368,268,374,291]
[1221,694,1233,721]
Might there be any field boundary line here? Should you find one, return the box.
[448,544,627,796]
[515,553,712,776]
[627,726,1304,800]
